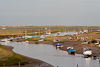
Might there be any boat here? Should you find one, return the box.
[67,46,73,50]
[22,40,29,43]
[68,50,76,54]
[83,36,92,57]
[83,36,93,58]
[83,48,92,57]
[67,46,75,54]
[57,41,64,43]
[56,43,63,48]
[1,39,10,42]
[8,37,14,41]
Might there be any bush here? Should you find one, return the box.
[92,39,97,43]
[88,39,97,44]
[20,62,28,65]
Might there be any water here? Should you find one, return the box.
[0,42,100,67]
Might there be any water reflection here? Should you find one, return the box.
[0,42,99,67]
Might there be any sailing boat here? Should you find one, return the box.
[83,36,92,57]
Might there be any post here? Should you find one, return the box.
[19,62,20,67]
[3,63,5,67]
[90,36,92,49]
[77,64,78,67]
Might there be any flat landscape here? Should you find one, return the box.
[0,26,100,67]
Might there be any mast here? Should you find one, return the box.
[25,28,27,37]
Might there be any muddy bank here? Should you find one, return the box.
[58,41,100,56]
[29,41,53,44]
[29,41,100,56]
[1,45,53,67]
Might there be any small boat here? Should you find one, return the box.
[68,50,76,54]
[57,41,64,43]
[56,43,63,48]
[83,48,92,57]
[22,40,29,43]
[83,36,92,57]
[1,39,10,42]
[67,46,73,50]
[67,46,75,54]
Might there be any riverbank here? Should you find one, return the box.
[28,41,100,56]
[1,45,53,67]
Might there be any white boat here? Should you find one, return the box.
[22,40,29,43]
[1,39,10,42]
[83,48,92,56]
[83,36,92,57]
[67,46,73,50]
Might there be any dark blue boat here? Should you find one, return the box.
[56,43,61,47]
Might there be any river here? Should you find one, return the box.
[0,42,100,67]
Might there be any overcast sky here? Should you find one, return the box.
[0,0,100,26]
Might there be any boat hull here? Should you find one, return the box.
[68,50,75,54]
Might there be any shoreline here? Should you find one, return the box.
[2,45,53,67]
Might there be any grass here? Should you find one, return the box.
[26,37,40,41]
[0,44,25,66]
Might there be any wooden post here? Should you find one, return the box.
[90,36,92,49]
[3,63,5,67]
[77,64,78,67]
[19,62,20,67]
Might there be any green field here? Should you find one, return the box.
[0,44,26,66]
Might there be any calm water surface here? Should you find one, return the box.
[0,42,100,67]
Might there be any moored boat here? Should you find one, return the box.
[57,41,64,43]
[56,43,63,48]
[22,40,29,43]
[1,38,10,42]
[68,50,76,54]
[67,46,75,54]
[83,48,92,57]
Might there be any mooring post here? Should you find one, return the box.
[77,64,78,67]
[3,63,5,67]
[19,62,20,67]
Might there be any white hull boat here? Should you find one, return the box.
[1,39,10,42]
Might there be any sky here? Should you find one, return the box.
[0,0,100,26]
